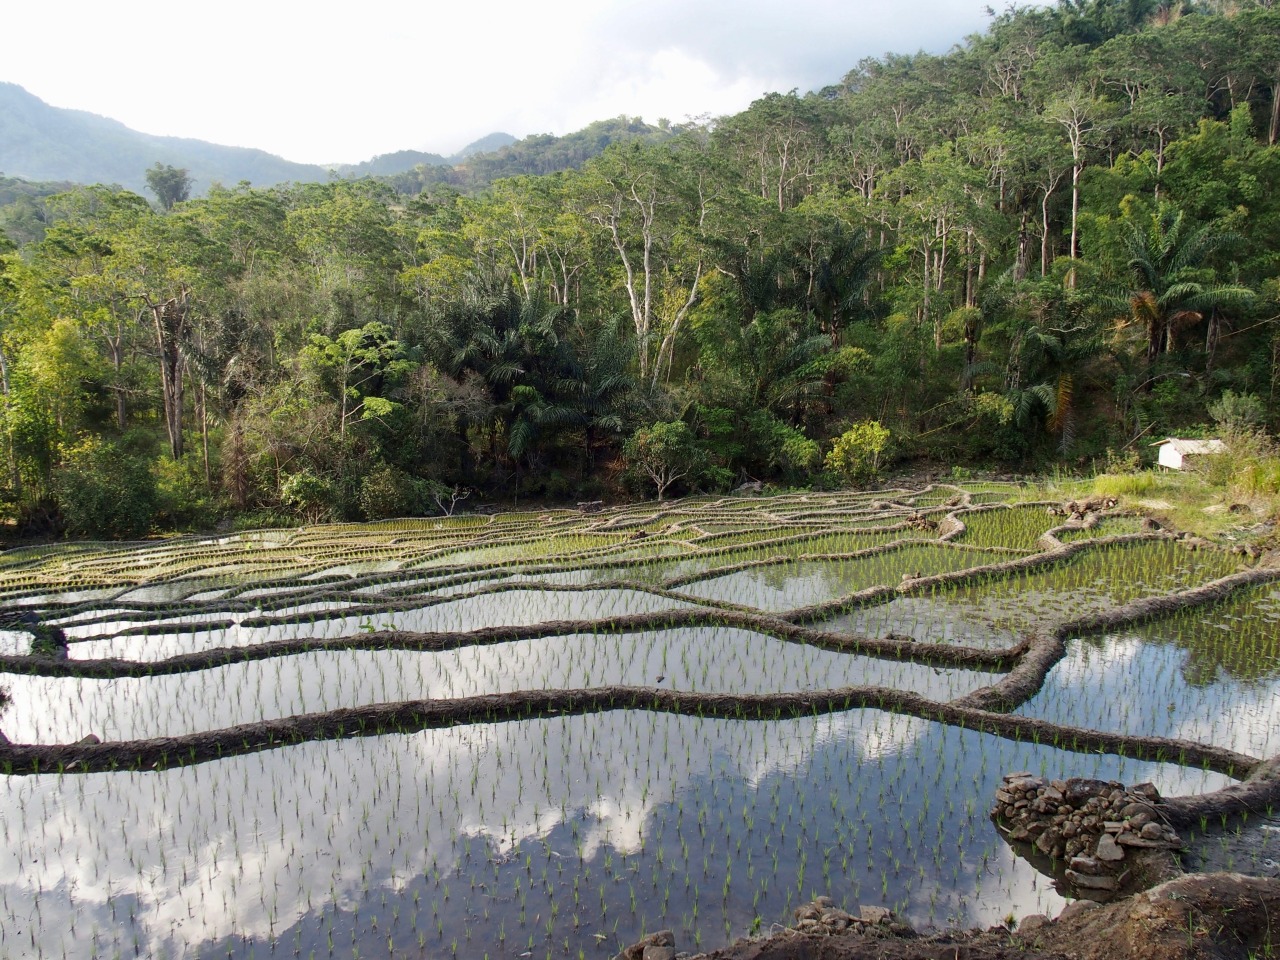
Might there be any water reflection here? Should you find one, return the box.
[2,627,1000,744]
[0,712,1227,959]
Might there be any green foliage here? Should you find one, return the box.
[745,411,821,483]
[2,5,1280,530]
[53,437,157,538]
[1200,428,1280,497]
[154,454,220,531]
[358,464,426,520]
[825,421,891,484]
[280,470,339,524]
[144,163,193,211]
[1207,391,1265,432]
[623,421,707,500]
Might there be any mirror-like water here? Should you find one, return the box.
[676,546,1000,612]
[1015,584,1280,757]
[3,627,1000,744]
[0,713,1228,960]
[69,589,704,661]
[1,486,1270,959]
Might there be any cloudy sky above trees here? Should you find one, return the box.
[7,0,1023,164]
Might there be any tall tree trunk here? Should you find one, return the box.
[1270,79,1280,146]
[199,381,211,489]
[0,346,20,498]
[1068,162,1081,289]
[1016,211,1030,282]
[151,293,190,460]
[1041,189,1054,277]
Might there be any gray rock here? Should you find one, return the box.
[1070,856,1102,875]
[617,931,675,960]
[1035,828,1062,856]
[642,947,676,960]
[1065,779,1112,803]
[1096,834,1125,861]
[76,734,101,745]
[1116,833,1180,849]
[1140,822,1166,841]
[1065,869,1119,891]
[859,905,892,924]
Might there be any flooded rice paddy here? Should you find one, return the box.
[1,484,1277,959]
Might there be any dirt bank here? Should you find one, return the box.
[645,873,1278,960]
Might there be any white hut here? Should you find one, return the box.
[1151,438,1226,470]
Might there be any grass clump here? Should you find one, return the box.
[1093,471,1161,497]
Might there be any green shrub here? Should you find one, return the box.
[825,421,891,484]
[1208,391,1265,432]
[280,469,338,524]
[623,421,707,500]
[154,454,221,531]
[54,437,157,539]
[358,464,419,520]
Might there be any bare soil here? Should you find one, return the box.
[685,874,1278,960]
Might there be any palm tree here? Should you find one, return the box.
[1119,205,1254,370]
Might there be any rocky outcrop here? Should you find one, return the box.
[614,929,680,960]
[791,898,913,938]
[992,773,1184,899]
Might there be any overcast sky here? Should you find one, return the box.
[5,0,1023,165]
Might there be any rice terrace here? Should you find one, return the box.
[0,482,1278,958]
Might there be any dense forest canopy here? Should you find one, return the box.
[0,0,1278,537]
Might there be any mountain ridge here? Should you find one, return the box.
[0,82,516,194]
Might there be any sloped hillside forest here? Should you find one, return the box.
[3,0,1280,537]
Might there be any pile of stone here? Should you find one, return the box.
[904,512,938,531]
[792,897,914,937]
[992,773,1183,898]
[1047,496,1118,520]
[613,929,682,960]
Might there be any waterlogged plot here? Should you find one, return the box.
[70,587,701,661]
[1,483,1277,959]
[0,714,1231,960]
[936,540,1241,633]
[675,545,998,612]
[2,628,1002,743]
[1017,584,1280,758]
[953,505,1057,550]
[816,596,1024,649]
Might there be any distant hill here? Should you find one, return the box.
[0,83,521,195]
[449,132,517,160]
[379,118,680,195]
[0,82,672,199]
[0,82,330,194]
[329,138,517,178]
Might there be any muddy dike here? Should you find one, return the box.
[613,874,1278,960]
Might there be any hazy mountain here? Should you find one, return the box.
[0,83,518,195]
[449,132,517,160]
[0,82,331,193]
[329,138,517,178]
